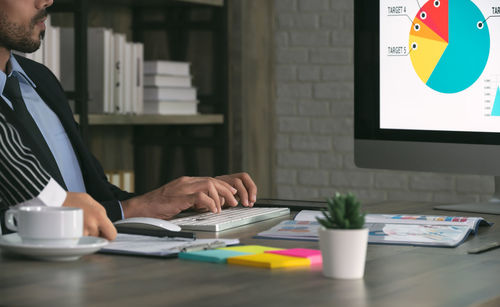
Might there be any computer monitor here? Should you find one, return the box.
[354,0,500,214]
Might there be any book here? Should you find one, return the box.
[123,42,133,114]
[144,61,190,76]
[143,100,198,115]
[132,43,144,114]
[144,75,192,87]
[256,210,492,247]
[60,27,115,114]
[144,87,197,101]
[113,33,126,113]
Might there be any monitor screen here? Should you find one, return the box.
[380,0,499,133]
[354,0,500,213]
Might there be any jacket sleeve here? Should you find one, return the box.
[0,112,67,233]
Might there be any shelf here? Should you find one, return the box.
[173,0,223,6]
[85,0,224,7]
[74,114,224,125]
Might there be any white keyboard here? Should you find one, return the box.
[169,207,290,232]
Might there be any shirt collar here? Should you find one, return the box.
[9,53,37,88]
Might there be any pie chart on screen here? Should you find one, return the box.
[409,0,490,93]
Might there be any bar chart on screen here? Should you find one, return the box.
[484,76,500,117]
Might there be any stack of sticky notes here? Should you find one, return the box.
[179,245,322,270]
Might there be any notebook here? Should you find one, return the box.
[99,234,239,257]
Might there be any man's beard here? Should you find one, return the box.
[0,10,47,53]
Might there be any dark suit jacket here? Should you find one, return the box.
[0,55,134,227]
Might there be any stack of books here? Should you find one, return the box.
[143,61,198,115]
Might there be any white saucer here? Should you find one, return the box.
[0,233,108,261]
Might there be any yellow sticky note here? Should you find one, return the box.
[227,253,311,269]
[219,245,283,254]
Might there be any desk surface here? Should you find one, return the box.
[2,201,500,307]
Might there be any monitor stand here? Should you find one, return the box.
[434,176,500,215]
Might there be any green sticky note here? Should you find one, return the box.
[179,249,250,264]
[218,245,284,254]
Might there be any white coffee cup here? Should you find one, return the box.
[5,206,83,246]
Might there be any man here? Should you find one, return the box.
[0,0,257,229]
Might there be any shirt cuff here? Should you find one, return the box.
[37,178,67,207]
[118,200,125,219]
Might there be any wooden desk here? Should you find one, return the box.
[2,201,500,307]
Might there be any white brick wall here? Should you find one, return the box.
[273,0,494,204]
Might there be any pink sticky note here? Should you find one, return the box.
[266,248,322,266]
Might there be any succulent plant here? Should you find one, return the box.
[316,192,365,229]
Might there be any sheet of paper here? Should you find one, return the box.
[294,210,490,234]
[258,213,484,247]
[367,223,471,247]
[256,220,320,241]
[364,214,489,233]
[294,210,322,222]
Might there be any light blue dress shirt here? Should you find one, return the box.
[0,55,86,193]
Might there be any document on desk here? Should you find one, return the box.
[100,234,240,257]
[294,211,491,234]
[256,210,492,247]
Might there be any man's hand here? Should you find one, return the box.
[216,172,257,207]
[62,192,117,241]
[121,176,240,219]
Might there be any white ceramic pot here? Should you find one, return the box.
[318,227,369,279]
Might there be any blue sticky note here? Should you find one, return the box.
[179,249,251,264]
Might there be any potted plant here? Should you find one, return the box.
[316,192,368,279]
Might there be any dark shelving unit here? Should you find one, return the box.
[49,0,229,193]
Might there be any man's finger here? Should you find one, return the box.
[207,181,222,213]
[99,219,118,241]
[192,191,218,213]
[239,173,258,205]
[87,224,99,237]
[233,178,249,207]
[188,179,238,207]
[193,177,237,196]
[212,180,238,207]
